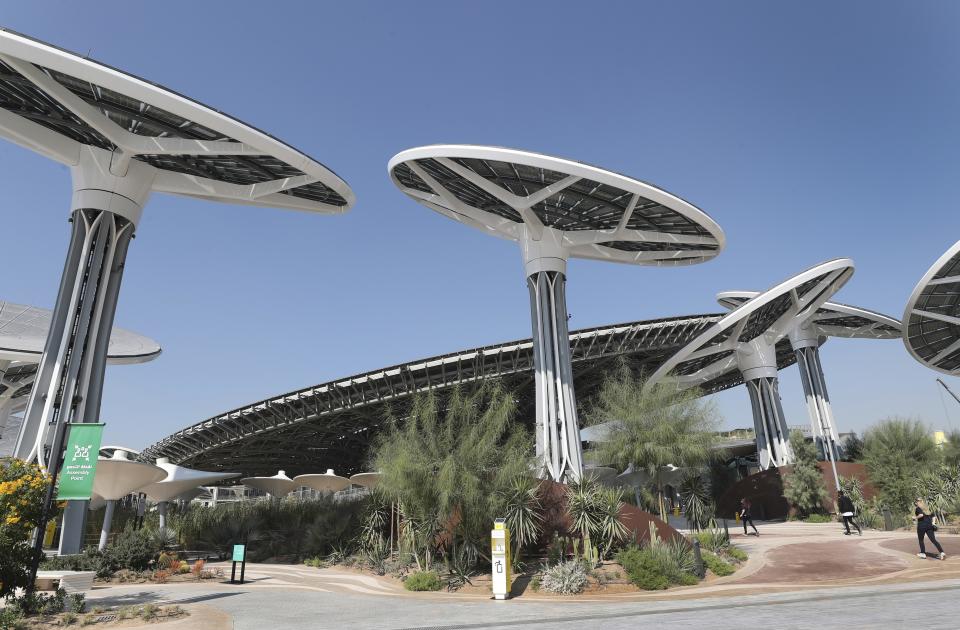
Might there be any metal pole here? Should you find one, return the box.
[21,207,136,599]
[98,500,116,551]
[527,270,583,482]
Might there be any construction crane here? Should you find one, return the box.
[937,378,960,407]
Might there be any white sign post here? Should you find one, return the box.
[491,518,512,600]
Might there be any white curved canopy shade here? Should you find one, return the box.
[389,144,725,267]
[0,28,354,214]
[91,450,166,501]
[293,469,350,493]
[648,259,855,389]
[241,470,295,497]
[0,302,160,364]
[903,239,960,375]
[717,292,901,340]
[140,458,240,503]
[349,472,381,488]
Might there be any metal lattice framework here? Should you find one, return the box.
[648,259,855,470]
[389,145,725,482]
[903,239,960,375]
[138,313,777,478]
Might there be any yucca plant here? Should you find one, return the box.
[495,475,542,570]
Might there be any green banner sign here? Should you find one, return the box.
[232,544,246,562]
[56,423,105,501]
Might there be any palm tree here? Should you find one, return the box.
[585,362,723,522]
[372,383,532,570]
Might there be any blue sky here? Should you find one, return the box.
[2,1,959,449]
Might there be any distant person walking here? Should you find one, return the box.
[740,498,759,536]
[837,490,862,536]
[914,498,946,560]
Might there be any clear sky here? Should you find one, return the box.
[2,1,959,450]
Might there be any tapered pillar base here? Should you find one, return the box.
[528,270,583,482]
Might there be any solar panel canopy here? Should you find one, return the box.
[0,28,354,213]
[717,292,902,340]
[903,240,960,375]
[649,259,855,388]
[389,145,724,266]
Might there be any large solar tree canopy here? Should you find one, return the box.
[388,145,725,482]
[0,29,353,559]
[718,292,901,488]
[903,240,960,375]
[648,259,854,470]
[0,301,160,459]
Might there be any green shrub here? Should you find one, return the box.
[804,513,833,523]
[540,560,588,595]
[726,546,748,563]
[677,572,699,586]
[617,548,670,590]
[61,612,78,625]
[403,571,442,591]
[0,607,24,630]
[693,526,729,553]
[702,551,734,576]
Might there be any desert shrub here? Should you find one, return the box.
[0,607,24,630]
[677,573,699,586]
[693,525,729,553]
[61,612,78,625]
[403,570,442,591]
[68,593,86,613]
[540,560,588,595]
[783,430,828,517]
[726,546,748,562]
[176,560,190,574]
[530,575,541,592]
[702,551,734,576]
[617,547,669,590]
[157,551,178,570]
[191,559,206,580]
[153,569,170,584]
[804,513,833,523]
[863,418,940,513]
[303,556,325,568]
[99,527,160,574]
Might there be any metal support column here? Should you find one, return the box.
[745,377,794,469]
[528,270,583,482]
[795,345,840,490]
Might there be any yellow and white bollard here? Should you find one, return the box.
[491,518,512,600]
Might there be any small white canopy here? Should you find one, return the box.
[91,450,166,501]
[349,472,381,489]
[140,457,240,503]
[293,469,350,493]
[240,470,295,497]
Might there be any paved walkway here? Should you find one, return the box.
[81,522,960,629]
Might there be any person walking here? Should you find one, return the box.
[837,490,862,536]
[913,498,946,560]
[740,498,759,536]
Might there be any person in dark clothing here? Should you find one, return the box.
[837,490,862,536]
[914,498,946,560]
[740,498,759,536]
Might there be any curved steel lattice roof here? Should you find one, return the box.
[0,28,354,213]
[140,313,794,477]
[389,145,724,266]
[717,293,902,340]
[648,259,855,389]
[903,240,960,375]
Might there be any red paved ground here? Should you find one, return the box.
[880,534,960,559]
[739,540,907,583]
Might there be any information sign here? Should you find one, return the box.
[56,423,105,501]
